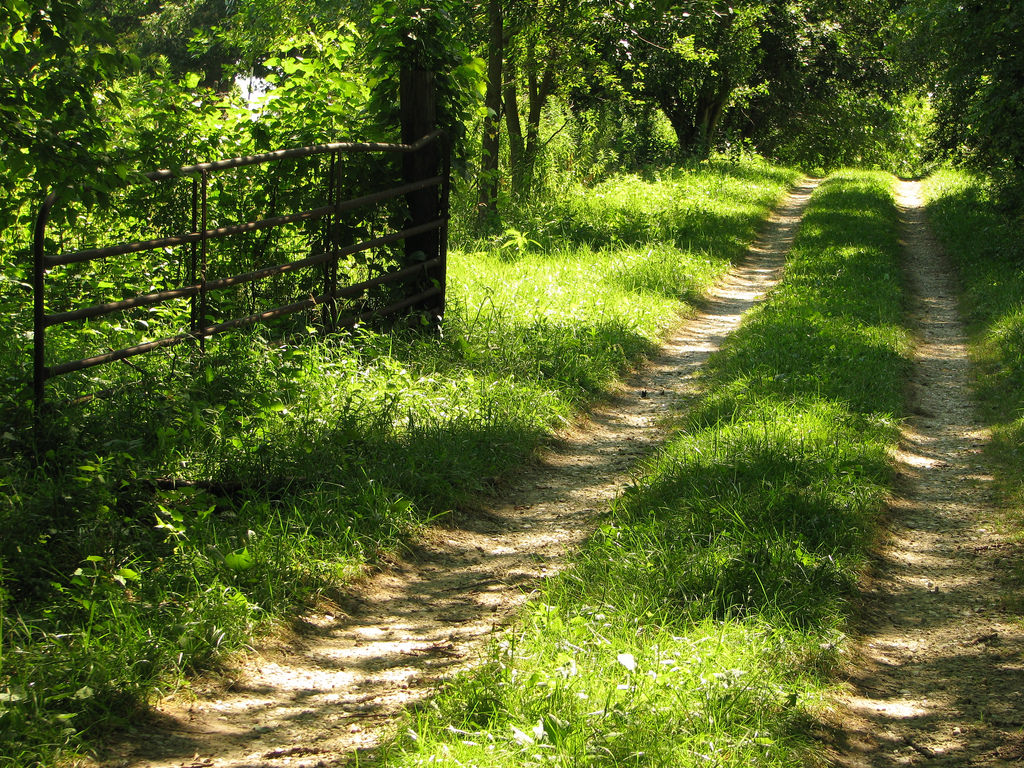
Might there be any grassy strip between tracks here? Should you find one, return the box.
[0,156,799,765]
[382,170,911,768]
[922,169,1024,537]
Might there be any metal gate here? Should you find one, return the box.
[31,130,450,409]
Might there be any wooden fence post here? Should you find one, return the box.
[399,68,445,324]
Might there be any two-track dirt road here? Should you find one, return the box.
[97,179,1024,768]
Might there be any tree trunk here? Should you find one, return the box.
[477,0,503,227]
[703,95,727,153]
[666,88,731,158]
[504,58,525,181]
[520,57,555,191]
[667,109,701,156]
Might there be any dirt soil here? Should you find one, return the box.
[826,181,1024,766]
[94,182,819,768]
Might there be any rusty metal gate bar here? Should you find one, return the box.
[199,169,209,354]
[189,176,198,333]
[32,131,449,409]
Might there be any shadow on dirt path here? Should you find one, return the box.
[827,181,1024,767]
[96,179,819,768]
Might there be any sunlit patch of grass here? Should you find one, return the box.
[541,158,797,258]
[386,170,908,768]
[444,157,802,404]
[399,610,820,767]
[446,246,688,402]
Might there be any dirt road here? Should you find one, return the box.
[97,182,820,768]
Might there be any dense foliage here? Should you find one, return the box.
[0,0,131,232]
[610,1,767,157]
[0,0,944,243]
[901,1,1024,210]
[4,0,1022,230]
[732,0,925,174]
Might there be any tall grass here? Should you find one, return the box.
[384,170,910,767]
[922,169,1024,503]
[0,155,799,766]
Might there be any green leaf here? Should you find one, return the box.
[116,567,141,583]
[224,548,254,571]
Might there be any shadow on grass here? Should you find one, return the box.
[0,309,660,607]
[568,170,907,642]
[591,393,893,632]
[0,354,564,760]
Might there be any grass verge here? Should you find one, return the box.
[382,170,910,767]
[0,156,798,766]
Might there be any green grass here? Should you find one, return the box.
[922,168,1024,505]
[0,155,799,766]
[381,170,910,768]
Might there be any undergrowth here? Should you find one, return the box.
[0,155,799,765]
[383,170,910,767]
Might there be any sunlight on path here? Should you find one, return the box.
[97,180,819,768]
[829,181,1024,767]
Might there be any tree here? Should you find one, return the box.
[96,0,355,88]
[366,0,483,141]
[608,1,766,157]
[899,0,1024,209]
[0,1,129,230]
[477,0,503,224]
[476,0,604,219]
[501,0,604,192]
[728,0,912,171]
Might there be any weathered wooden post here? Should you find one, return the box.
[399,67,446,326]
